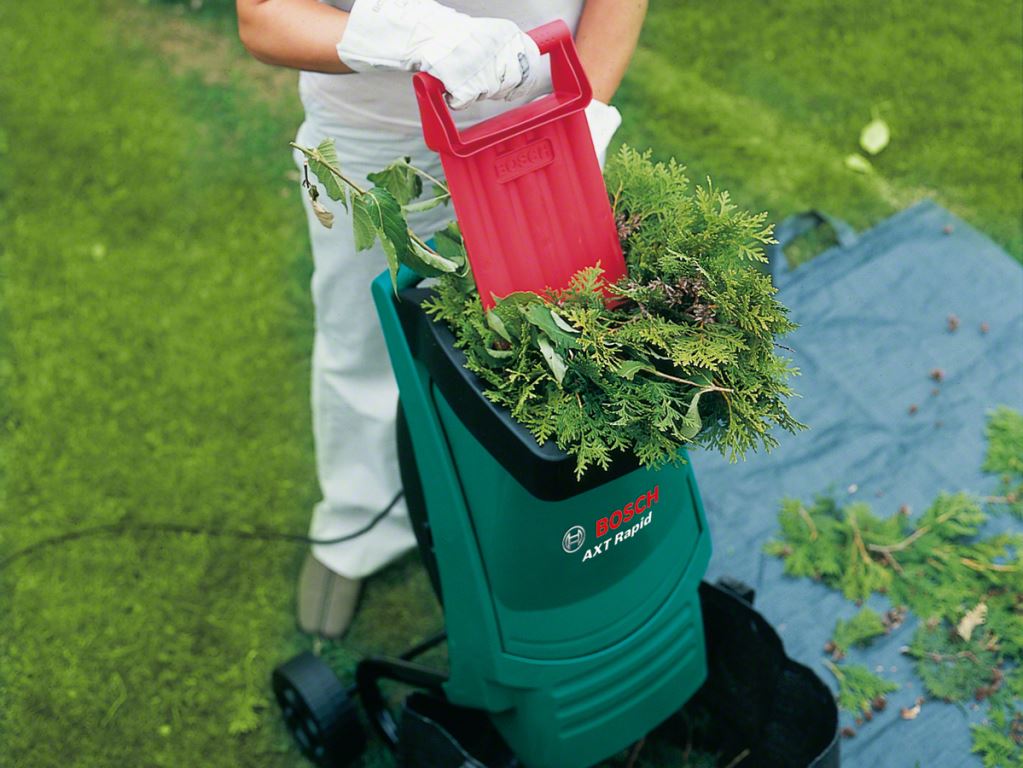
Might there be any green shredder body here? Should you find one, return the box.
[374,267,712,768]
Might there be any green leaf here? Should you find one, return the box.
[484,346,514,360]
[351,187,409,291]
[522,302,579,348]
[403,197,445,214]
[494,291,543,308]
[366,188,409,253]
[432,222,469,276]
[680,389,705,439]
[403,184,450,214]
[844,153,874,174]
[404,239,459,278]
[486,310,513,343]
[294,139,348,209]
[350,194,377,252]
[550,309,579,334]
[536,336,568,385]
[431,183,451,204]
[366,156,422,206]
[616,360,656,380]
[859,116,890,156]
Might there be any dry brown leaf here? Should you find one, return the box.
[901,696,925,720]
[311,197,335,229]
[900,702,921,720]
[956,602,987,642]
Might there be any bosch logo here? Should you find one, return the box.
[494,139,555,183]
[577,486,661,563]
[562,525,586,554]
[596,486,659,538]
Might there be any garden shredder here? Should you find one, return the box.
[272,20,836,768]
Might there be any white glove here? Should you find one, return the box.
[585,99,622,168]
[338,0,543,110]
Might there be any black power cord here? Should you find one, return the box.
[0,490,404,572]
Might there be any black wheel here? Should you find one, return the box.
[273,651,366,767]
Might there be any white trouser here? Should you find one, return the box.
[293,116,453,579]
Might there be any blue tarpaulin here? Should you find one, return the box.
[692,201,1023,767]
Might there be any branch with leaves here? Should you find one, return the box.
[295,140,803,476]
[292,139,465,291]
[425,149,803,475]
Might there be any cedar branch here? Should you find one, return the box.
[648,369,734,393]
[798,505,819,541]
[847,509,874,566]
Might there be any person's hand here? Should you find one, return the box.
[337,0,542,110]
[585,99,622,168]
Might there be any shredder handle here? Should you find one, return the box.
[413,20,592,158]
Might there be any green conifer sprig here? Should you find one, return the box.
[424,147,803,475]
[906,621,1001,703]
[829,608,887,659]
[824,660,898,716]
[767,410,1023,762]
[971,668,1023,767]
[984,406,1023,519]
[297,142,803,475]
[764,492,1021,620]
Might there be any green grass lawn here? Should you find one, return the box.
[619,0,1023,264]
[1,1,1019,767]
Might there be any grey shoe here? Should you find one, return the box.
[297,552,363,639]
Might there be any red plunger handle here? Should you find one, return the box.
[413,20,592,157]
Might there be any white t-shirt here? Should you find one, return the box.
[300,1,586,133]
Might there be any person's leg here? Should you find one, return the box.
[293,120,450,637]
